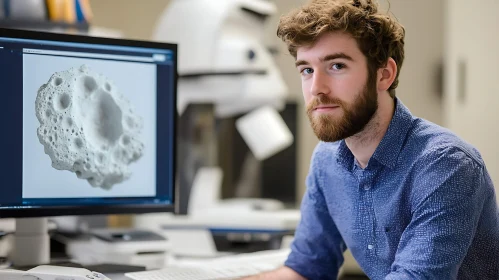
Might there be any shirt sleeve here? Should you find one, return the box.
[385,147,490,279]
[285,149,346,280]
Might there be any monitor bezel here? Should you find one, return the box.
[0,28,178,218]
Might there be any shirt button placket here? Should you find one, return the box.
[364,171,376,256]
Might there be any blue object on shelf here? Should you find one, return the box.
[75,0,84,22]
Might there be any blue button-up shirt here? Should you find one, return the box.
[285,99,499,279]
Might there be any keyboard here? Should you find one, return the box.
[125,249,290,280]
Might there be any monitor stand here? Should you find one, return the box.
[9,218,147,274]
[10,218,161,272]
[11,217,50,266]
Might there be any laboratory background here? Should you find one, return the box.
[0,0,497,279]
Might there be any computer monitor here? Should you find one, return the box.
[0,28,177,266]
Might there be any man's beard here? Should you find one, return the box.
[306,71,378,142]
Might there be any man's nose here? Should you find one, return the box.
[310,70,330,97]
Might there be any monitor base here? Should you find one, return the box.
[11,217,50,267]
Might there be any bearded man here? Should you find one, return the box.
[243,0,499,279]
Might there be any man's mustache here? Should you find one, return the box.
[307,96,345,112]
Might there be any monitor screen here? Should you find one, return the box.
[0,29,177,217]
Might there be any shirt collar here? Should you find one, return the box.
[336,98,414,170]
[372,98,413,169]
[336,139,355,171]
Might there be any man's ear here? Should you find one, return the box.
[377,57,397,92]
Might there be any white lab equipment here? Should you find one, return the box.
[134,167,300,258]
[159,0,295,218]
[236,106,294,161]
[138,0,300,260]
[0,265,111,280]
[187,167,287,215]
[66,229,170,270]
[153,0,288,118]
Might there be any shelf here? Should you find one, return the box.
[0,19,89,32]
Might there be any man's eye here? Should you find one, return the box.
[301,68,313,75]
[332,63,346,70]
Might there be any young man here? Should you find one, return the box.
[244,0,499,279]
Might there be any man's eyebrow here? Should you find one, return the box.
[295,52,354,68]
[295,60,309,68]
[320,53,354,62]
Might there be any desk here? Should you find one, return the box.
[106,273,132,280]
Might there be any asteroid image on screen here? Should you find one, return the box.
[23,54,157,199]
[35,65,144,190]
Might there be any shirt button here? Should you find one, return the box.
[363,185,370,190]
[367,244,374,250]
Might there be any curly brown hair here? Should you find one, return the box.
[277,0,405,98]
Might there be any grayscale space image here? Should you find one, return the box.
[35,65,144,190]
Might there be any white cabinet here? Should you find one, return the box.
[444,0,499,200]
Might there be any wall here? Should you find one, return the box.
[444,0,499,200]
[383,0,444,126]
[88,0,169,40]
